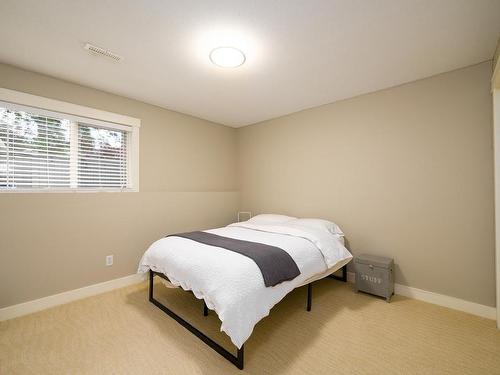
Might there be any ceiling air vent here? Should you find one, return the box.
[84,43,123,62]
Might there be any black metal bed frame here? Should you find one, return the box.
[148,265,347,370]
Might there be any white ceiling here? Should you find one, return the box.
[0,0,499,127]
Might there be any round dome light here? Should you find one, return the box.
[209,47,246,68]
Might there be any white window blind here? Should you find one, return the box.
[0,104,134,191]
[78,124,128,189]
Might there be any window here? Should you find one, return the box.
[0,95,139,192]
[77,124,128,189]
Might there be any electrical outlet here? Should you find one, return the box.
[106,255,114,266]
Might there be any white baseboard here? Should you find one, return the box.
[394,283,496,320]
[1,271,496,322]
[347,272,496,320]
[0,273,146,321]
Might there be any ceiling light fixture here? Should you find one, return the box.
[209,47,246,68]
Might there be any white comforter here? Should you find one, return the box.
[137,222,353,348]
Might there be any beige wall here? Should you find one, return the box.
[0,64,239,308]
[237,62,495,307]
[1,61,495,309]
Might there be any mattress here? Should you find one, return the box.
[138,221,352,348]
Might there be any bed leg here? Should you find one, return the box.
[341,265,347,282]
[203,301,208,316]
[328,265,348,282]
[149,270,154,302]
[237,345,244,370]
[149,271,244,370]
[307,283,312,311]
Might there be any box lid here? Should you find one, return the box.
[355,254,393,269]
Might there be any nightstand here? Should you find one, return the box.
[354,254,394,302]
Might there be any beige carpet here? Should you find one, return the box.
[1,279,499,375]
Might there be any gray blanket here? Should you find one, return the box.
[167,231,301,287]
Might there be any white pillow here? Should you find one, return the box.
[289,218,344,236]
[247,214,296,225]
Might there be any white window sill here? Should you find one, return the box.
[0,188,139,194]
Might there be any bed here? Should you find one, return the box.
[138,214,353,369]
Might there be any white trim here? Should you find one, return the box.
[494,88,500,327]
[493,47,500,328]
[129,125,140,192]
[394,283,496,320]
[0,188,137,194]
[0,100,133,132]
[1,270,494,322]
[347,272,496,320]
[492,54,500,91]
[0,87,140,127]
[0,273,146,321]
[0,90,140,193]
[492,62,500,91]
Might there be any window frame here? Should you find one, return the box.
[0,88,140,193]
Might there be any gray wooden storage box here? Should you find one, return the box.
[354,254,394,302]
